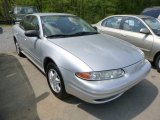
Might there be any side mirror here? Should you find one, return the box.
[92,26,97,31]
[25,30,40,38]
[140,28,150,34]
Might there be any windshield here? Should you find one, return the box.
[15,7,38,14]
[143,17,160,36]
[41,15,98,38]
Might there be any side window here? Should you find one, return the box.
[23,16,39,31]
[29,16,39,30]
[21,16,32,31]
[19,16,30,30]
[122,17,147,33]
[102,17,122,29]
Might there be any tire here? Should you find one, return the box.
[155,55,160,72]
[15,40,24,57]
[46,63,68,99]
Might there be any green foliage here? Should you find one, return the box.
[0,0,160,23]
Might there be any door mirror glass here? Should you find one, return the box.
[25,30,39,38]
[140,28,150,34]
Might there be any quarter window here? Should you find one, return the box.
[102,17,122,29]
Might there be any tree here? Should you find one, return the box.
[1,0,160,23]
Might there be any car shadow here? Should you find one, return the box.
[64,79,158,120]
[0,27,3,34]
[0,54,49,120]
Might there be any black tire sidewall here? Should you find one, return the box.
[15,41,23,57]
[46,63,67,99]
[155,55,160,72]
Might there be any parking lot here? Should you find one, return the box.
[0,26,160,120]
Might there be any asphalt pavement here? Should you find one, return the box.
[0,26,15,53]
[0,26,160,120]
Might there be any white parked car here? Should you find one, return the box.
[94,15,160,72]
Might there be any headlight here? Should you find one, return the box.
[76,69,125,81]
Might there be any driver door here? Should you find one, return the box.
[24,15,42,67]
[119,17,154,58]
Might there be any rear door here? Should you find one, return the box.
[18,16,32,52]
[23,15,42,66]
[25,15,43,66]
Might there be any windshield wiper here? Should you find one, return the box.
[70,31,98,36]
[46,32,98,38]
[46,34,70,38]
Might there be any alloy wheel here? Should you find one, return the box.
[48,69,61,93]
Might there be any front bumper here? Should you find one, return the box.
[60,59,151,104]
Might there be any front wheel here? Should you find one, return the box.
[46,63,68,99]
[155,55,160,72]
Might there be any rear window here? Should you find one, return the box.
[14,7,38,14]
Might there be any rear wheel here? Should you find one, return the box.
[155,55,160,72]
[15,40,24,57]
[46,63,68,99]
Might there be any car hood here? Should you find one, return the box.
[48,34,144,71]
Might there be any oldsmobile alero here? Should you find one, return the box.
[12,13,151,104]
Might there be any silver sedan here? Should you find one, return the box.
[12,13,151,104]
[94,15,160,72]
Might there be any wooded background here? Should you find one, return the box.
[1,0,160,24]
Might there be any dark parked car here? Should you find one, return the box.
[141,6,160,20]
[9,6,38,23]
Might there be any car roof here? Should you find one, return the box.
[32,13,76,17]
[110,15,154,19]
[132,15,154,19]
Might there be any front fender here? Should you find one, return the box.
[41,39,92,73]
